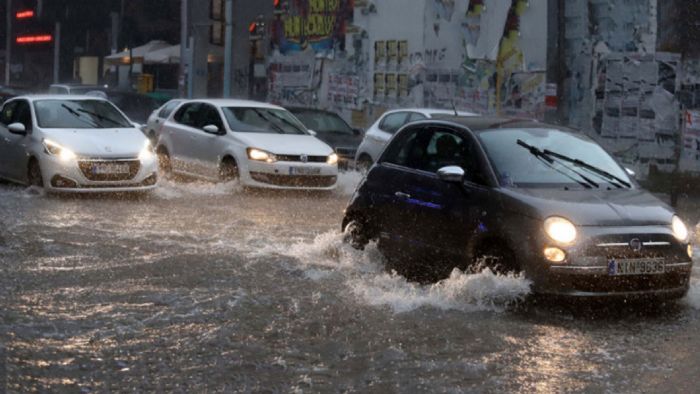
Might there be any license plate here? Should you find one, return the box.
[289,166,321,175]
[93,163,130,175]
[608,258,665,276]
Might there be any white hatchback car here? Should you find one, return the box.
[143,99,183,143]
[0,95,158,192]
[355,108,477,171]
[156,99,338,190]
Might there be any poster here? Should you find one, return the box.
[387,40,398,63]
[683,110,700,162]
[398,41,408,65]
[375,41,386,64]
[386,73,397,97]
[374,73,385,97]
[327,74,361,110]
[398,74,409,97]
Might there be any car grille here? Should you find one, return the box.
[78,159,140,181]
[275,155,327,163]
[250,172,337,188]
[582,234,681,259]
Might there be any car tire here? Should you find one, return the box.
[342,218,372,250]
[356,155,373,173]
[27,159,44,188]
[219,157,239,182]
[473,243,519,275]
[157,147,172,175]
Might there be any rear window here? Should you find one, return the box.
[159,100,182,119]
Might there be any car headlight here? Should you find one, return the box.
[544,216,577,245]
[139,140,155,162]
[672,215,689,242]
[247,148,277,163]
[327,153,339,165]
[43,139,76,162]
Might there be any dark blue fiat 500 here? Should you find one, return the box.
[342,116,693,300]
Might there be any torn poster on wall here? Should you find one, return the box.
[681,110,700,172]
[268,59,317,106]
[327,74,361,110]
[272,0,353,55]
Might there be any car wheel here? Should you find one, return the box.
[473,243,519,275]
[219,158,239,182]
[356,155,373,173]
[27,159,44,187]
[342,218,372,250]
[157,147,172,175]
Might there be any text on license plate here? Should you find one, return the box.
[289,166,321,175]
[608,258,665,276]
[93,163,130,174]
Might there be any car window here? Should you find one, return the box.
[378,112,409,134]
[291,110,354,134]
[13,100,32,130]
[200,104,224,130]
[33,99,132,129]
[0,101,18,126]
[407,112,427,122]
[221,107,308,134]
[173,103,202,127]
[159,101,181,119]
[383,126,484,183]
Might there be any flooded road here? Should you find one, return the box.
[1,175,699,392]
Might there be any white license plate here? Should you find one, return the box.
[93,163,130,175]
[289,166,321,175]
[608,258,665,276]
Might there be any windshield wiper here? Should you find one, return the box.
[542,148,631,188]
[77,108,124,127]
[250,109,285,134]
[61,104,99,127]
[516,139,598,189]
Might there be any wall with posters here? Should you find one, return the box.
[272,0,354,55]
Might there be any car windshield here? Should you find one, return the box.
[291,110,354,134]
[34,99,132,129]
[478,128,631,188]
[221,107,308,134]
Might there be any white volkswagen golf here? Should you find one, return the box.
[0,95,158,192]
[156,99,338,190]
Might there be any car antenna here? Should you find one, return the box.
[451,100,458,116]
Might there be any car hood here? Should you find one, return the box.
[500,187,674,226]
[234,133,334,156]
[314,132,362,150]
[41,128,147,158]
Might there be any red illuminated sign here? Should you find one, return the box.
[16,35,53,44]
[15,10,35,19]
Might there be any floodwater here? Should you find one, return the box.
[0,173,699,392]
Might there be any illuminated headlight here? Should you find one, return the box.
[139,140,155,162]
[672,215,689,242]
[544,216,577,245]
[43,139,76,162]
[247,148,277,163]
[688,244,693,259]
[327,153,339,165]
[544,247,567,263]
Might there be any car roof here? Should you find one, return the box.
[50,83,103,88]
[184,98,284,110]
[384,108,478,117]
[427,114,573,133]
[11,94,111,101]
[285,106,337,114]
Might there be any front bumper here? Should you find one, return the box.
[241,160,338,190]
[40,153,159,193]
[525,225,693,299]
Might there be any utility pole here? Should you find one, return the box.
[223,0,233,97]
[53,21,60,83]
[180,0,189,97]
[5,0,11,85]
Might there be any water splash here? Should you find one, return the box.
[286,230,532,313]
[153,179,241,199]
[334,171,363,197]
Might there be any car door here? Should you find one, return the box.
[167,102,203,175]
[379,125,489,262]
[0,100,32,181]
[0,100,19,180]
[187,104,228,180]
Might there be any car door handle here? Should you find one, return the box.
[395,191,411,199]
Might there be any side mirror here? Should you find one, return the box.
[7,122,26,135]
[132,122,143,129]
[203,124,221,134]
[625,167,636,178]
[308,129,318,136]
[437,166,465,183]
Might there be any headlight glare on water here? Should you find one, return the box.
[43,139,76,162]
[139,140,155,162]
[672,215,689,242]
[544,216,577,245]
